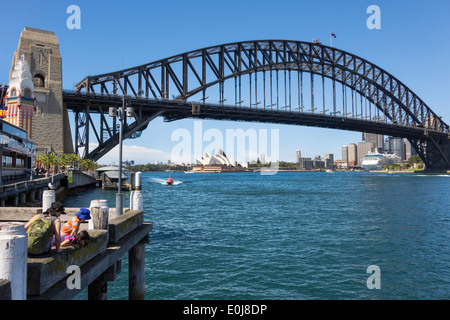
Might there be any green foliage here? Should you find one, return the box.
[384,155,424,171]
[36,153,98,172]
[127,163,188,172]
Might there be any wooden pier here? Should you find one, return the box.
[0,207,152,300]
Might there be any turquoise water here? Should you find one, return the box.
[65,171,450,300]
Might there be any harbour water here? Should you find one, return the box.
[65,171,450,300]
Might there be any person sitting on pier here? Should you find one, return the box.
[61,208,91,237]
[53,230,90,248]
[25,202,65,254]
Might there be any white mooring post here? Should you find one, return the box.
[0,222,28,300]
[131,172,143,211]
[42,189,55,212]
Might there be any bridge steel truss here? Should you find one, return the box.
[70,40,449,170]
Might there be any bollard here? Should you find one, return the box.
[131,172,143,211]
[135,172,142,190]
[131,191,143,211]
[42,190,55,212]
[0,223,28,300]
[88,200,108,230]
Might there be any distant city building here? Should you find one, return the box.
[383,137,390,153]
[296,150,301,163]
[342,145,348,168]
[357,141,374,166]
[335,159,345,169]
[324,153,334,169]
[299,157,313,170]
[313,156,325,169]
[389,137,406,161]
[405,140,417,160]
[348,143,357,166]
[362,132,384,151]
[260,153,266,165]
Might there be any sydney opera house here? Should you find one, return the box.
[193,149,250,173]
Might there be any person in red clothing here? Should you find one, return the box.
[61,208,91,237]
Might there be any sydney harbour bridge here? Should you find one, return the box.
[63,40,449,170]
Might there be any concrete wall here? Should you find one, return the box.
[67,171,97,189]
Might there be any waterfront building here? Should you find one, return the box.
[193,149,248,172]
[324,153,334,169]
[299,157,313,170]
[0,118,36,184]
[313,156,325,169]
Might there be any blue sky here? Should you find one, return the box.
[2,0,450,165]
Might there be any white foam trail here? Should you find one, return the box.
[151,178,183,185]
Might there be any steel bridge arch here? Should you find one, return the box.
[76,40,448,133]
[72,40,449,169]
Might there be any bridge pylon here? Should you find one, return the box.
[10,27,74,156]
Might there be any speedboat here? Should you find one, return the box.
[166,176,174,185]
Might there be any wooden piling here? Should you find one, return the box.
[129,236,148,300]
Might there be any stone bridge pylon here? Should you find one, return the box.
[9,27,73,155]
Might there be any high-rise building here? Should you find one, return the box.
[295,150,301,163]
[300,157,313,170]
[324,153,334,169]
[342,145,348,168]
[389,137,406,161]
[348,143,357,166]
[362,132,383,151]
[405,140,417,160]
[357,141,374,165]
[383,137,390,152]
[313,156,325,169]
[260,153,266,165]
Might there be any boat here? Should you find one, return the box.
[361,151,401,171]
[166,176,174,185]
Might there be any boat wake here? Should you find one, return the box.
[151,178,183,185]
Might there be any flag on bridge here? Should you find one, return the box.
[331,32,337,38]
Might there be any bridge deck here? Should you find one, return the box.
[63,91,446,140]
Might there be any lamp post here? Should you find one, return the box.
[115,97,125,217]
